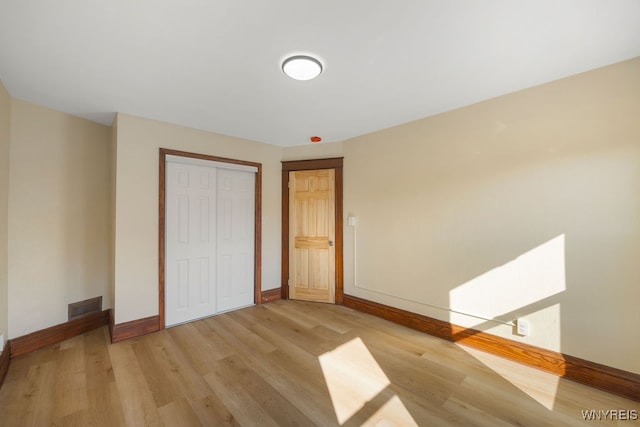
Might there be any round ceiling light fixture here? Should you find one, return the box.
[282,55,323,81]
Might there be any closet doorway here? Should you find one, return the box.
[159,149,262,328]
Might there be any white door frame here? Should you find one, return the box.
[159,148,262,329]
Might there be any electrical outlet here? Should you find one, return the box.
[516,319,530,336]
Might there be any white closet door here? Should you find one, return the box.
[216,168,255,312]
[165,162,217,327]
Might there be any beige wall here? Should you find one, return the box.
[7,100,112,337]
[281,140,345,161]
[113,114,282,324]
[285,58,640,374]
[0,81,10,349]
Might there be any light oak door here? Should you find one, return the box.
[289,169,335,303]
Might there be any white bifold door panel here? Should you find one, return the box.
[216,168,255,312]
[165,158,255,327]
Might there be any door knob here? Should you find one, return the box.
[329,240,334,246]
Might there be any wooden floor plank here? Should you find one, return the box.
[0,374,27,425]
[108,341,163,427]
[157,397,203,427]
[84,328,128,427]
[53,335,88,420]
[133,330,212,407]
[53,409,90,427]
[190,393,240,427]
[206,312,277,355]
[84,382,128,427]
[203,357,282,427]
[210,354,314,426]
[4,344,59,385]
[166,322,232,376]
[0,300,638,427]
[262,364,341,426]
[23,360,57,426]
[84,327,116,384]
[270,300,355,335]
[227,306,337,357]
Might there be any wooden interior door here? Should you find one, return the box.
[289,169,336,303]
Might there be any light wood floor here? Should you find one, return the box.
[0,300,637,426]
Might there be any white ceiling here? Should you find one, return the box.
[1,1,639,147]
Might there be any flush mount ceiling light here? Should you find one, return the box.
[282,55,323,81]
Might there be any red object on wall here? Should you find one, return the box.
[310,136,322,143]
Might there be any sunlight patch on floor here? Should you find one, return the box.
[457,345,560,410]
[319,337,417,426]
[364,395,419,427]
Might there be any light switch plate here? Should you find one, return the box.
[517,319,530,336]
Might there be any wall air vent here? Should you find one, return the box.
[68,296,103,321]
